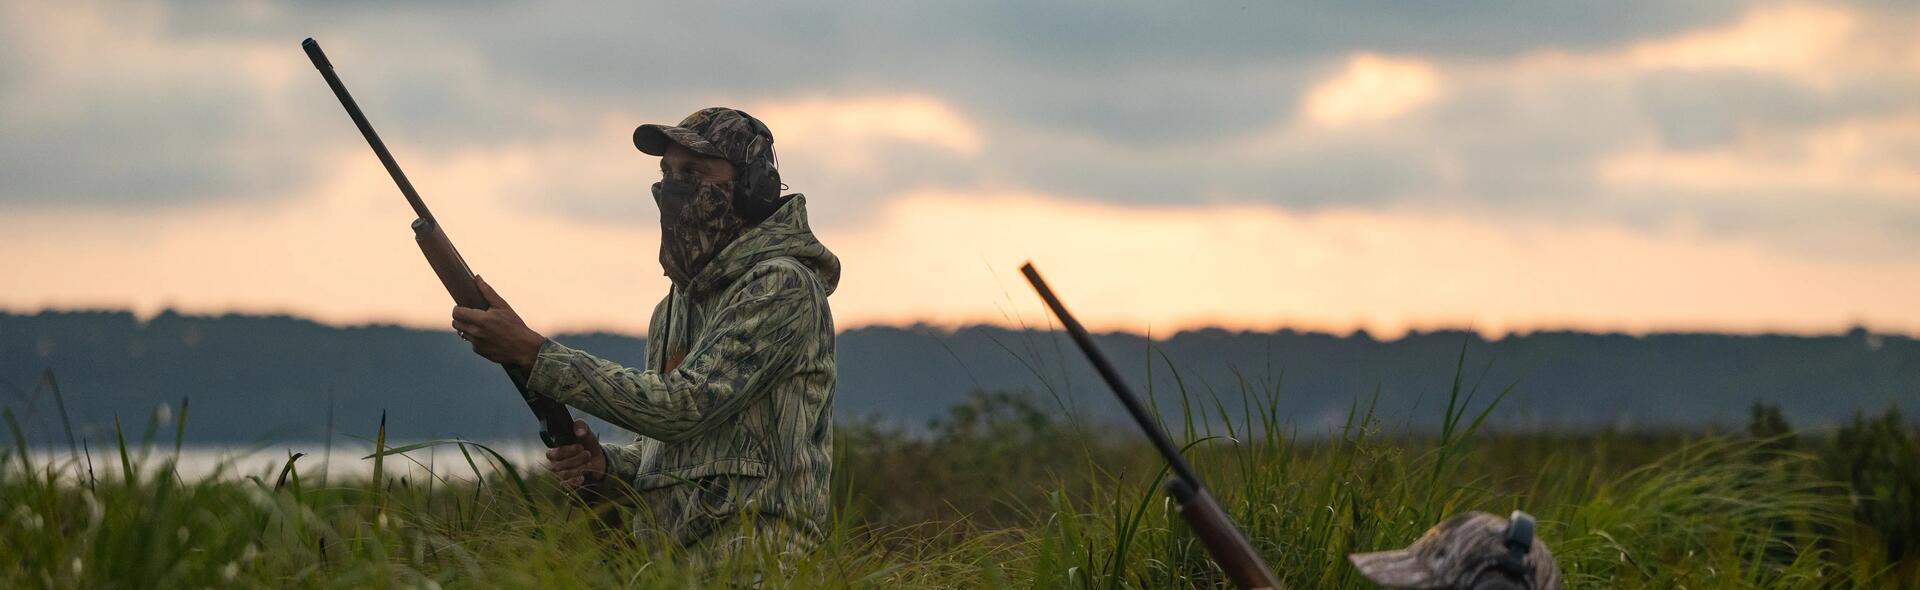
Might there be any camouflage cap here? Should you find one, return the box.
[1349,511,1561,589]
[633,107,772,165]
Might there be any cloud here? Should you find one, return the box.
[1623,3,1857,73]
[1600,113,1920,197]
[0,0,324,207]
[751,95,984,170]
[2,0,1917,270]
[1301,54,1444,127]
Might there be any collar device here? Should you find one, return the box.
[1494,510,1537,582]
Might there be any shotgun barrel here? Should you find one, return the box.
[301,38,578,448]
[1021,263,1282,590]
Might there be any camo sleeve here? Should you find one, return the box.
[524,261,822,443]
[598,441,646,481]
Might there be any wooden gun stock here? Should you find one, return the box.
[1022,263,1284,590]
[414,219,578,448]
[1167,479,1283,590]
[303,37,577,448]
[412,219,487,310]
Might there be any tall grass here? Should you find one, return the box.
[1,350,1907,588]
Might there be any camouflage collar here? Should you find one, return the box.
[681,194,841,297]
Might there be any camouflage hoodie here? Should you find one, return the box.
[525,194,838,553]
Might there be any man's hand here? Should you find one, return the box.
[546,419,607,490]
[450,275,545,371]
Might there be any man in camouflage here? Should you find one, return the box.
[450,107,839,559]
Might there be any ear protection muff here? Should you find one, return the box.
[729,110,785,223]
[1471,511,1538,588]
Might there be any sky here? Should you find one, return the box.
[2,0,1917,338]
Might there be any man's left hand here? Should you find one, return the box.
[451,276,545,371]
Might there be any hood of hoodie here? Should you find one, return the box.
[681,194,840,296]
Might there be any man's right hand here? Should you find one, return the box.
[545,419,607,490]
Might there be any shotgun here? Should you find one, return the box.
[1021,263,1283,590]
[302,38,578,448]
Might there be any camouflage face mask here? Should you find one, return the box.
[653,176,748,286]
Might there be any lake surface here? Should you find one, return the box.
[12,441,549,482]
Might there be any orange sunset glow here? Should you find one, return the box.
[3,0,1917,338]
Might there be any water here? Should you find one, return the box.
[10,441,550,482]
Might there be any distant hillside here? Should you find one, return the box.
[0,310,1913,444]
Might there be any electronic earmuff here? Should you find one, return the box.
[729,109,785,223]
[1471,511,1538,589]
